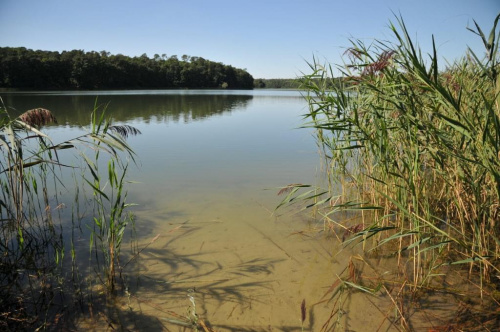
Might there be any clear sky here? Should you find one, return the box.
[0,0,498,79]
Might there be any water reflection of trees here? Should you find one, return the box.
[2,93,253,126]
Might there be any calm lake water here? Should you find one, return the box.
[2,90,421,330]
[4,90,318,202]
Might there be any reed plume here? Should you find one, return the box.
[109,124,142,138]
[277,183,304,196]
[18,108,57,127]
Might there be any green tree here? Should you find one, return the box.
[0,47,254,90]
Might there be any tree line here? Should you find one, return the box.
[0,47,254,90]
[254,77,344,89]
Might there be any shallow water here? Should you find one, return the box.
[2,90,458,330]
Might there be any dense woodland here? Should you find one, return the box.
[0,47,254,89]
[254,77,344,89]
[253,78,301,89]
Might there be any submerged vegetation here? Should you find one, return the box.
[279,14,500,330]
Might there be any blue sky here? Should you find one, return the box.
[0,0,498,78]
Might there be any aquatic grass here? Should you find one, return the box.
[303,13,499,280]
[313,255,388,331]
[0,99,66,329]
[0,97,140,329]
[73,102,140,292]
[279,13,500,327]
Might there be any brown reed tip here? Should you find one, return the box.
[18,108,57,127]
[277,183,303,196]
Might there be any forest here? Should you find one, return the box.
[254,77,345,89]
[0,47,254,90]
[253,78,301,89]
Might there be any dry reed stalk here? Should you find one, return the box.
[199,319,215,332]
[382,281,409,330]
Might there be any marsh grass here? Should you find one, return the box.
[279,13,500,328]
[78,104,140,292]
[0,98,139,329]
[0,101,66,329]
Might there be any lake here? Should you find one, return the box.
[2,90,414,330]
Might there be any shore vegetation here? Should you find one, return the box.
[0,98,139,330]
[279,14,500,330]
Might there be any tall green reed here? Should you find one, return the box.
[288,14,500,289]
[0,102,68,328]
[79,104,139,292]
[0,98,140,329]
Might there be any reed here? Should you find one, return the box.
[78,103,139,292]
[0,101,64,329]
[287,13,499,299]
[0,98,139,329]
